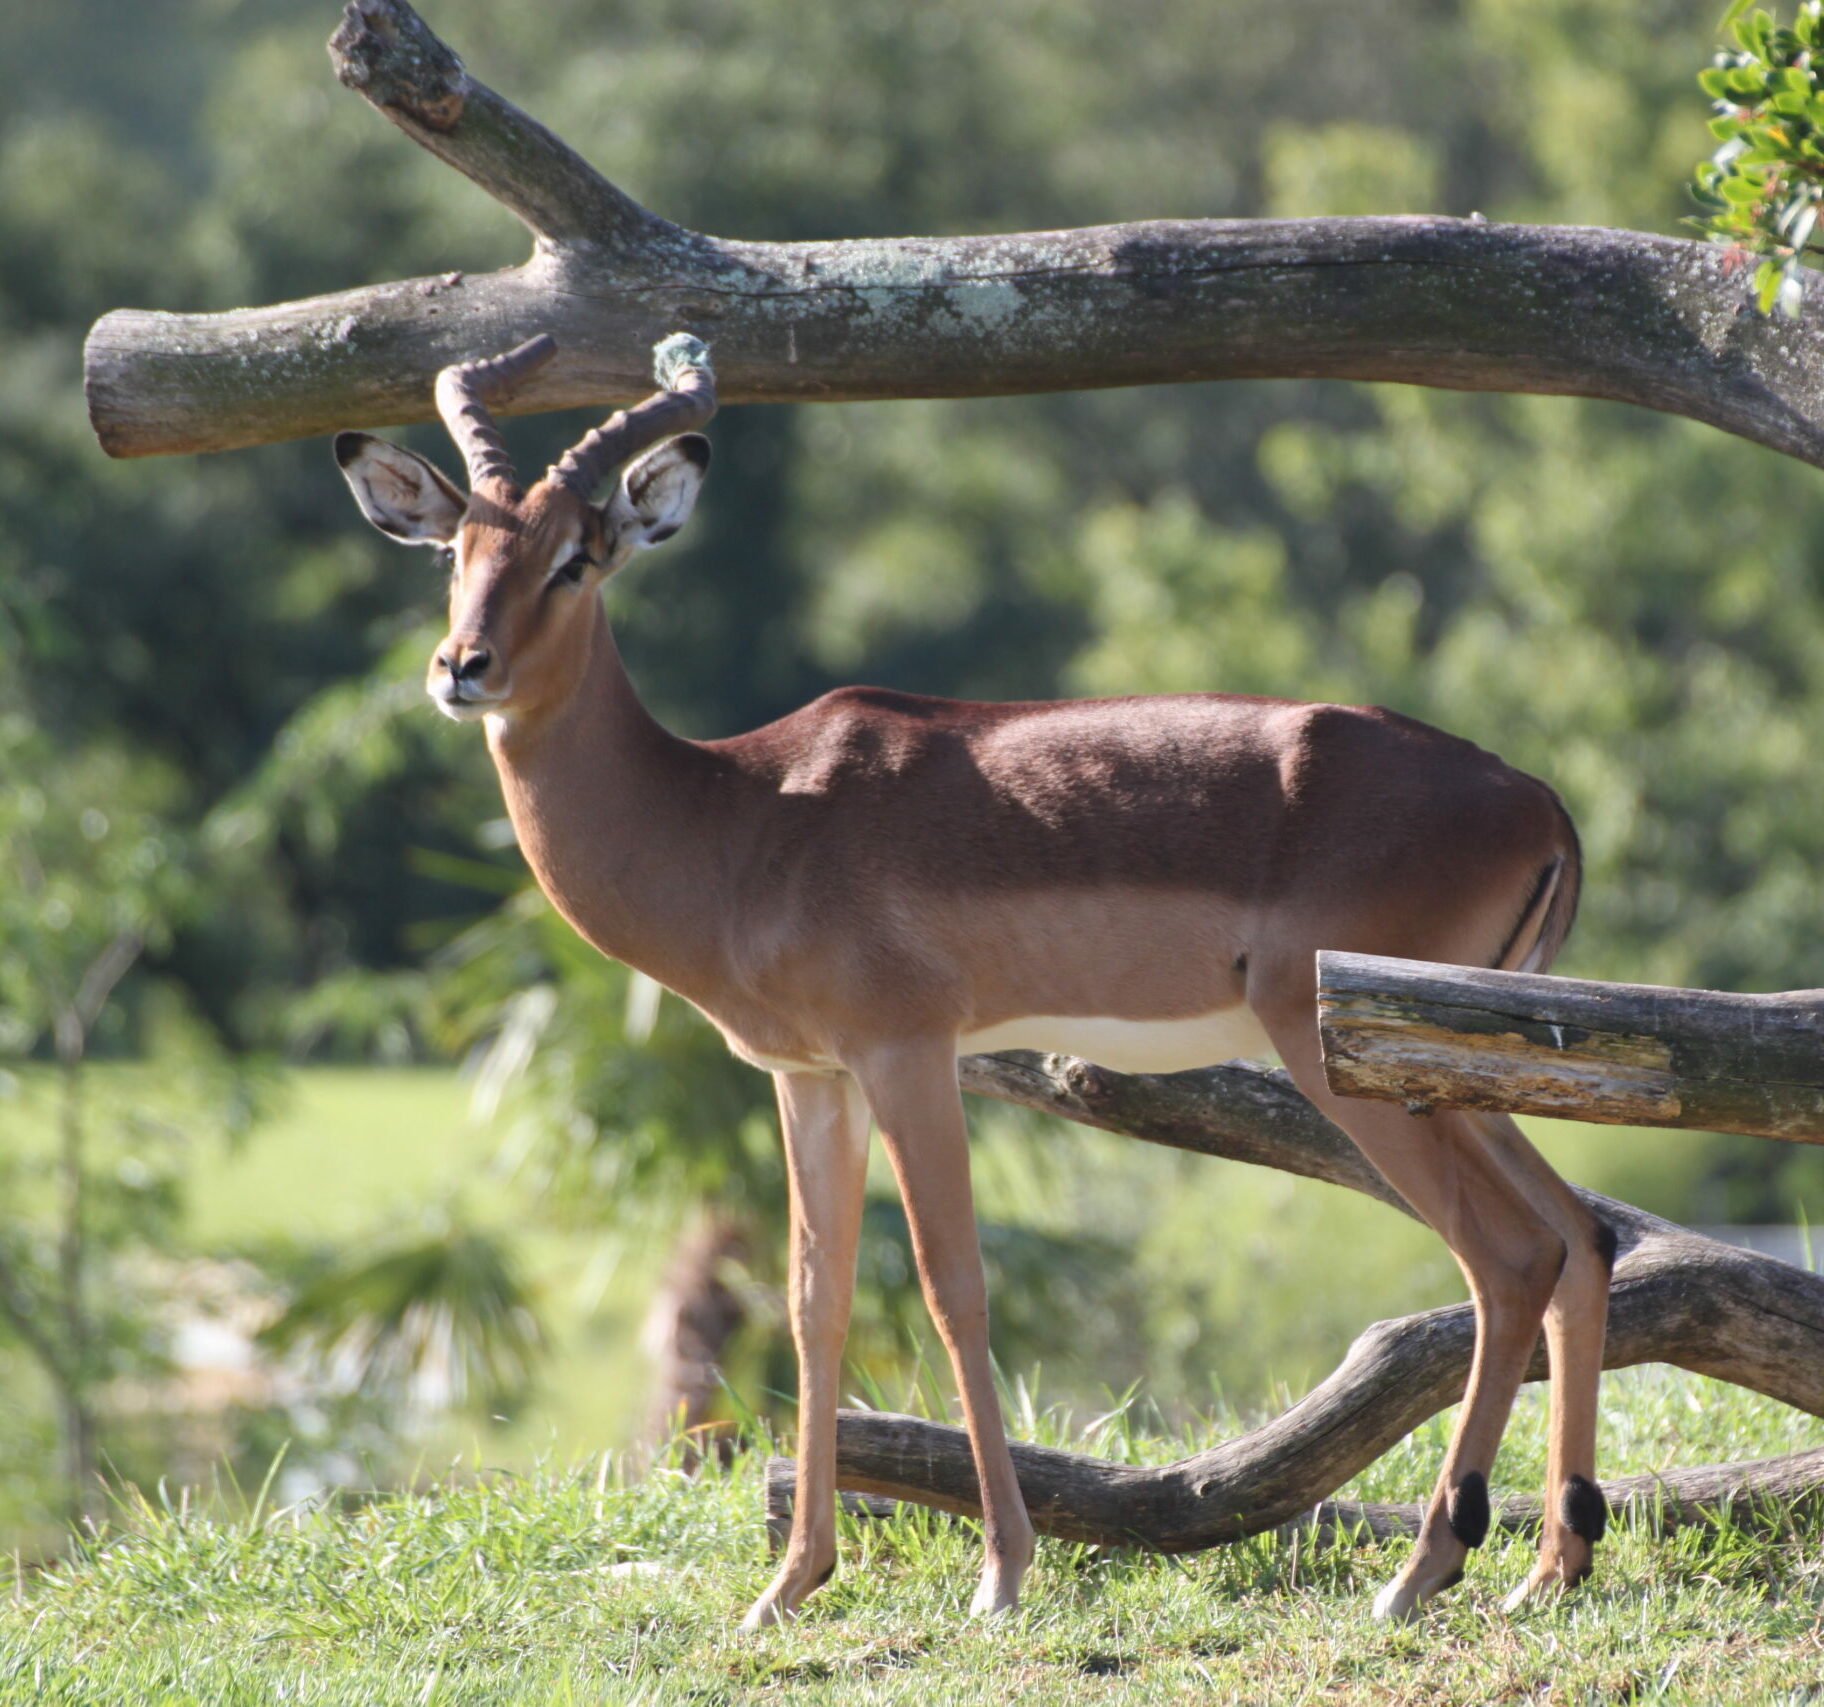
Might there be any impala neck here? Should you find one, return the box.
[484,604,728,997]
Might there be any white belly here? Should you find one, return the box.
[959,1007,1278,1074]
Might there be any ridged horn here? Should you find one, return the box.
[432,333,559,489]
[549,333,716,495]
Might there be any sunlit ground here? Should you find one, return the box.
[6,1367,1823,1705]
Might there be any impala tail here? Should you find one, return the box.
[1496,799,1582,976]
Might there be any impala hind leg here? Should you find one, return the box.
[743,1070,871,1630]
[1472,1114,1614,1607]
[852,1039,1035,1618]
[1260,1005,1565,1620]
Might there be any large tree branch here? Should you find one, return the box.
[1317,951,1824,1141]
[85,0,1824,463]
[325,0,671,249]
[756,1053,1824,1553]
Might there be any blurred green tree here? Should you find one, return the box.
[0,718,263,1521]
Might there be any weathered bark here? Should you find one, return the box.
[766,1445,1824,1550]
[84,0,1824,465]
[748,1052,1824,1553]
[960,1051,1408,1214]
[1303,1444,1824,1544]
[1316,951,1824,1141]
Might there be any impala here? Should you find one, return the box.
[334,333,1611,1625]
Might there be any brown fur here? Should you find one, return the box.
[490,664,1576,1068]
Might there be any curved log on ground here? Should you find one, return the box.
[766,1445,1824,1550]
[751,1052,1824,1552]
[1305,1443,1824,1544]
[1317,950,1824,1142]
[85,0,1824,465]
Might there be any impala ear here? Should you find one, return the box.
[605,434,710,550]
[333,432,467,546]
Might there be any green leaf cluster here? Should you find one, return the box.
[1691,2,1824,313]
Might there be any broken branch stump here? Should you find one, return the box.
[1316,951,1824,1141]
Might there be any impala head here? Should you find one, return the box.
[333,332,715,723]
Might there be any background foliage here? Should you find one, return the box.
[5,0,1824,1553]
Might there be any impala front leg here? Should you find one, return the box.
[742,1070,870,1630]
[854,1039,1035,1618]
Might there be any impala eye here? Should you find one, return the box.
[552,551,592,586]
[438,546,457,574]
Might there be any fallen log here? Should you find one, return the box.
[766,1444,1824,1550]
[749,1052,1824,1552]
[83,0,1824,466]
[1315,951,1824,1141]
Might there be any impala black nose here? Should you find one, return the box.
[440,647,492,682]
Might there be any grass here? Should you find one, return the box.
[0,1064,1556,1490]
[3,1063,1815,1520]
[4,1367,1823,1704]
[0,1064,659,1457]
[0,1065,508,1246]
[184,1067,507,1245]
[174,1067,660,1468]
[4,1068,1824,1698]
